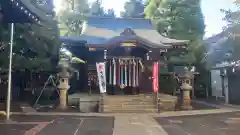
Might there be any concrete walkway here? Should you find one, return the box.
[113,115,168,135]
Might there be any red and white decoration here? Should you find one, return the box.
[96,62,107,93]
[152,62,159,92]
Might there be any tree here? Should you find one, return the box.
[0,2,60,71]
[89,0,105,16]
[221,4,240,61]
[73,0,90,14]
[57,0,90,36]
[145,0,205,65]
[121,0,145,18]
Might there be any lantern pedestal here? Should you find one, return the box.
[176,67,194,110]
[57,70,70,110]
[179,83,193,110]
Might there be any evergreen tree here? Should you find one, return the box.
[221,4,240,61]
[90,0,105,16]
[0,1,59,71]
[73,0,90,14]
[145,0,205,64]
[121,0,145,18]
[58,0,90,36]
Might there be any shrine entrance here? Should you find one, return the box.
[106,56,143,95]
[103,41,148,95]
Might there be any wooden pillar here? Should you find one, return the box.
[115,59,123,94]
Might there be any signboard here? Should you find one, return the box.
[96,62,107,93]
[89,47,96,51]
[153,62,159,92]
[120,43,136,47]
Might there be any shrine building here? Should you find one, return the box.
[61,16,188,95]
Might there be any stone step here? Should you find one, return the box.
[103,104,156,108]
[102,94,156,113]
[104,95,153,99]
[103,98,152,101]
[103,108,157,113]
[103,100,154,105]
[103,97,153,102]
[103,107,156,111]
[120,101,154,105]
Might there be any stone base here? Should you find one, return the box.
[106,85,114,95]
[57,105,68,110]
[79,100,99,113]
[159,94,178,111]
[180,104,193,110]
[114,86,124,95]
[132,87,137,95]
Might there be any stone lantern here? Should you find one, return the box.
[177,67,194,110]
[57,68,70,109]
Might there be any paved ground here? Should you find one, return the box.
[0,102,239,135]
[0,115,114,135]
[156,112,240,135]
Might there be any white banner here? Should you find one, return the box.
[96,62,107,93]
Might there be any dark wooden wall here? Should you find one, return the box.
[228,70,240,105]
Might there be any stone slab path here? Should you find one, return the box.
[113,114,168,135]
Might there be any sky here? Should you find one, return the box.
[54,0,237,38]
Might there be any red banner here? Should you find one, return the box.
[153,62,159,92]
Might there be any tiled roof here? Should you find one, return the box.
[1,0,53,23]
[61,17,188,47]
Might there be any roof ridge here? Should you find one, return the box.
[86,15,151,21]
[85,16,153,30]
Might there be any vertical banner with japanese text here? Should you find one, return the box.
[153,62,159,92]
[96,62,107,93]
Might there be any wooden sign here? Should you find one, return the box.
[120,43,136,47]
[89,47,96,51]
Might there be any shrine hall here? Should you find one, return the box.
[61,17,188,95]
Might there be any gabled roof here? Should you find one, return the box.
[1,0,53,23]
[203,32,233,68]
[61,17,188,48]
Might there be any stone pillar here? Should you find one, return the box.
[57,69,70,110]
